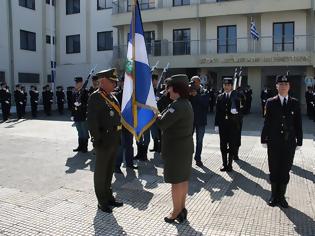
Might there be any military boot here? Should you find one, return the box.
[268,183,279,207]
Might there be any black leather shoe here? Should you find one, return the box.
[109,200,123,208]
[97,204,112,213]
[164,212,184,224]
[196,161,204,167]
[268,197,278,207]
[233,156,239,161]
[220,166,228,172]
[279,198,289,208]
[126,165,138,170]
[226,166,233,172]
[181,208,187,220]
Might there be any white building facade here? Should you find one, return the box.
[1,0,315,112]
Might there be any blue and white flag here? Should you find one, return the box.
[250,19,260,40]
[121,0,158,141]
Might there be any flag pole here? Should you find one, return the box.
[132,0,137,129]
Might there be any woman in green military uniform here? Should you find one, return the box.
[156,74,194,223]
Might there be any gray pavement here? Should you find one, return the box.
[0,113,314,236]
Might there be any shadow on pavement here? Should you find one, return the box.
[93,209,126,235]
[236,159,269,180]
[65,152,95,173]
[291,165,315,183]
[281,207,315,236]
[175,220,203,236]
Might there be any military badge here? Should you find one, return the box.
[169,108,175,113]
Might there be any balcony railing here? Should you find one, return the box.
[113,35,313,58]
[112,0,240,14]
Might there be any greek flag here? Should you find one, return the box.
[250,19,260,40]
[121,0,158,141]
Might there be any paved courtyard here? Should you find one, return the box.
[0,113,314,236]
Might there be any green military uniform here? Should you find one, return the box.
[87,69,121,210]
[156,75,194,184]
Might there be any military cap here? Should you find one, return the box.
[95,68,119,81]
[168,74,189,86]
[152,72,159,80]
[191,75,201,82]
[74,77,83,83]
[276,75,289,83]
[222,77,233,85]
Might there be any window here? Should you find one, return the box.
[46,35,51,44]
[97,0,112,10]
[20,30,36,51]
[66,35,80,53]
[19,0,35,10]
[127,0,155,11]
[46,0,55,6]
[144,31,155,55]
[97,31,113,51]
[66,0,80,15]
[173,29,190,55]
[173,0,190,6]
[18,73,40,83]
[273,22,294,52]
[0,72,5,83]
[217,25,237,53]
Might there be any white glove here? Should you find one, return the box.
[230,108,238,114]
[214,126,219,133]
[74,102,81,107]
[5,101,9,104]
[19,102,23,105]
[50,100,53,103]
[296,146,301,150]
[70,116,74,121]
[261,144,267,148]
[35,101,38,103]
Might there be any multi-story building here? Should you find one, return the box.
[113,0,315,111]
[1,0,315,112]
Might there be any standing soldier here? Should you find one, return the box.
[208,87,216,113]
[21,86,27,118]
[244,85,252,114]
[29,85,39,118]
[56,86,65,115]
[261,75,303,208]
[87,68,123,213]
[0,82,11,122]
[89,75,99,95]
[42,85,53,116]
[150,72,161,153]
[66,86,74,112]
[260,87,272,117]
[305,86,313,119]
[71,77,89,153]
[214,78,241,172]
[14,84,24,119]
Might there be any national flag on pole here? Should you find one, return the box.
[250,18,260,40]
[121,0,158,141]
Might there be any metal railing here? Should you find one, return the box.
[113,35,313,58]
[112,0,240,14]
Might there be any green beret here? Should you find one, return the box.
[95,68,119,82]
[168,74,189,86]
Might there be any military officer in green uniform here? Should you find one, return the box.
[87,68,123,213]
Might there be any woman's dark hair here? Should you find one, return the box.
[169,82,190,99]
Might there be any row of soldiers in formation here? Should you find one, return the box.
[305,85,315,121]
[0,81,100,122]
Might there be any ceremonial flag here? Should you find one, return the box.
[121,0,158,141]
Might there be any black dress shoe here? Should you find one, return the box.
[220,166,228,172]
[97,204,112,213]
[226,166,233,172]
[164,212,184,224]
[126,165,138,170]
[196,161,204,167]
[109,200,123,208]
[181,208,187,220]
[233,156,239,161]
[268,197,278,207]
[279,198,289,208]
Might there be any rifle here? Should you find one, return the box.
[157,63,170,92]
[151,60,159,72]
[74,65,97,105]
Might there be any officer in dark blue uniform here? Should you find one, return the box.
[261,75,303,208]
[214,78,241,172]
[14,84,24,119]
[29,85,39,118]
[0,82,11,121]
[56,86,65,115]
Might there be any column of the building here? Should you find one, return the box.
[247,67,262,113]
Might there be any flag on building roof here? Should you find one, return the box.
[121,0,158,141]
